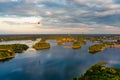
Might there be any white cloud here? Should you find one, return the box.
[62,27,94,33]
[0,0,19,2]
[11,0,18,2]
[102,26,120,34]
[0,16,42,25]
[106,4,120,9]
[94,9,120,17]
[45,11,52,16]
[0,0,120,34]
[104,26,120,31]
[75,0,116,10]
[89,24,120,34]
[75,0,113,4]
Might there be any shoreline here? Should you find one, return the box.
[0,55,15,61]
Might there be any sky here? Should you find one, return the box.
[0,0,120,34]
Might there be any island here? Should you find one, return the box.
[88,42,115,54]
[72,42,81,49]
[72,41,86,49]
[33,42,50,50]
[88,43,106,53]
[0,50,15,61]
[0,44,29,53]
[73,64,120,80]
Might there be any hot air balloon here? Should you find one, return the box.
[37,21,40,24]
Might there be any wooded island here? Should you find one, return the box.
[0,44,29,60]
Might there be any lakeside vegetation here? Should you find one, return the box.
[73,64,120,80]
[0,50,15,61]
[0,44,29,53]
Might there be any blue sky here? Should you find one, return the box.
[0,0,120,34]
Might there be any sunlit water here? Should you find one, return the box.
[0,40,120,80]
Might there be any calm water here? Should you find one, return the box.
[0,40,120,80]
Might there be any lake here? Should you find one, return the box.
[0,40,120,80]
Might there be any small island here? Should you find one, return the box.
[88,43,106,53]
[88,42,114,54]
[33,42,50,50]
[0,50,15,61]
[72,42,82,49]
[73,64,120,80]
[72,41,86,49]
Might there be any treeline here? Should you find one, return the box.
[41,36,74,42]
[86,35,120,42]
[73,64,120,80]
[0,44,29,53]
[0,35,39,42]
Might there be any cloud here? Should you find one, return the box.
[94,10,120,17]
[0,0,120,34]
[97,26,120,34]
[0,16,42,25]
